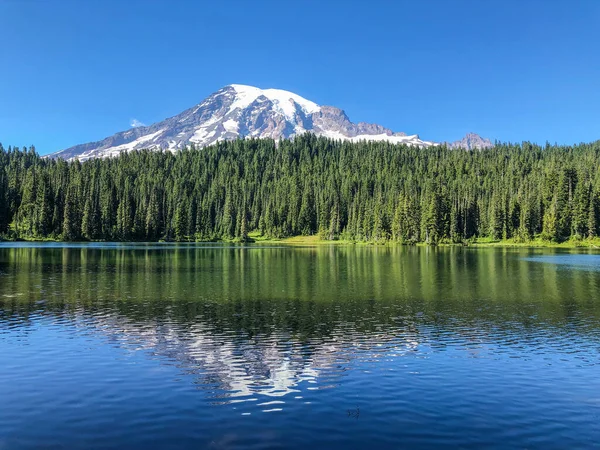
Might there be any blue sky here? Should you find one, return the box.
[1,0,599,154]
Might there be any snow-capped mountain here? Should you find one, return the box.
[50,84,491,160]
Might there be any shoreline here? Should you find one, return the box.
[252,235,600,249]
[3,234,600,249]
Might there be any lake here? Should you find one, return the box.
[1,243,599,449]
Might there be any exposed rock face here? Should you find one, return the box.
[49,85,492,160]
[309,106,408,138]
[448,132,493,150]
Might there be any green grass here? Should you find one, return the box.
[4,228,600,249]
[250,232,600,248]
[470,236,600,249]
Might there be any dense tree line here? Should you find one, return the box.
[0,135,599,244]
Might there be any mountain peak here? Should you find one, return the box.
[49,85,491,160]
[224,84,321,119]
[448,132,493,150]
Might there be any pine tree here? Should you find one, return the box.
[542,197,559,241]
[588,194,598,239]
[174,200,189,241]
[62,184,80,241]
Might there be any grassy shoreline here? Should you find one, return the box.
[250,234,600,248]
[3,233,600,249]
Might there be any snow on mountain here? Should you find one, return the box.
[228,84,321,118]
[49,85,490,160]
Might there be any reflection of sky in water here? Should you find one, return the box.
[522,255,600,271]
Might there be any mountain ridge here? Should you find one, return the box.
[50,85,492,160]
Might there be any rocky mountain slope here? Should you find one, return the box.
[447,132,493,150]
[50,85,492,160]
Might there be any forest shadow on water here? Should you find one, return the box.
[1,244,599,449]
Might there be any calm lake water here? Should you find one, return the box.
[1,243,599,449]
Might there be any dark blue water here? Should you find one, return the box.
[1,244,599,449]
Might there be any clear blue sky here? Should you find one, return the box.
[1,0,599,154]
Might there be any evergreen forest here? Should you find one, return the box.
[1,135,599,244]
